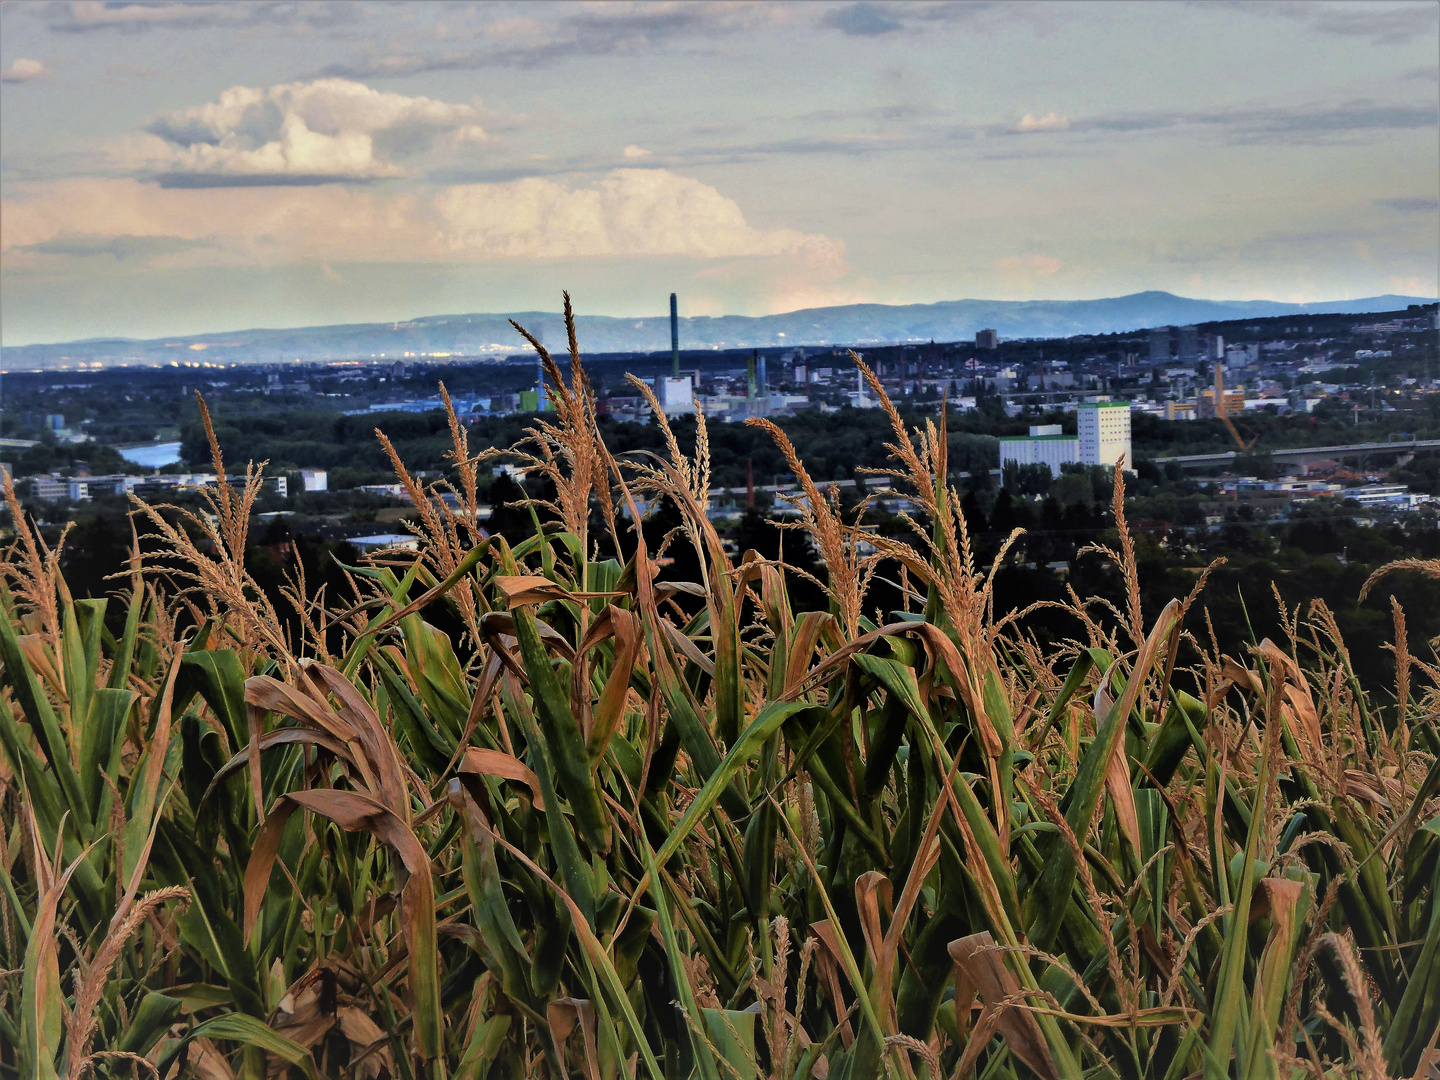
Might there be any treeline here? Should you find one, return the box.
[41,474,1439,702]
[181,402,1029,488]
[1129,395,1440,456]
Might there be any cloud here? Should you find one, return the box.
[820,2,903,36]
[1228,100,1438,141]
[48,0,358,33]
[996,254,1062,277]
[313,1,1043,79]
[1,58,50,82]
[133,78,484,185]
[1204,1,1440,46]
[431,170,845,265]
[1014,112,1068,132]
[1374,196,1440,213]
[2,170,846,274]
[17,233,210,260]
[317,2,798,78]
[623,145,651,159]
[816,1,1059,37]
[1064,99,1438,145]
[1389,275,1434,295]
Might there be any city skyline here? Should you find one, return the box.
[2,0,1437,345]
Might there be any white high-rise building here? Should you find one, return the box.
[1078,400,1131,468]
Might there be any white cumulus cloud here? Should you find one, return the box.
[623,145,652,159]
[2,170,845,273]
[140,78,485,184]
[1,58,50,82]
[1014,111,1069,132]
[432,170,844,264]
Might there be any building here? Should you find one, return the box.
[998,424,1080,472]
[1198,385,1246,418]
[1343,485,1418,509]
[1164,401,1197,421]
[1078,400,1132,467]
[30,475,66,501]
[657,375,696,416]
[350,534,421,553]
[1148,327,1171,362]
[1177,326,1199,362]
[77,474,145,496]
[975,328,999,350]
[298,468,328,493]
[24,475,100,501]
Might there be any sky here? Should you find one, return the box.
[1,0,1437,345]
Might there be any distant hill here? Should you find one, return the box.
[3,291,1433,369]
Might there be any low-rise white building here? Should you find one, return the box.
[30,475,67,501]
[657,376,696,416]
[998,424,1080,473]
[350,534,420,553]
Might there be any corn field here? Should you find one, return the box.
[2,302,1439,1080]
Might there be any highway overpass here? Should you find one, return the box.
[1152,438,1440,472]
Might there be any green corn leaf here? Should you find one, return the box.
[498,669,597,928]
[0,608,92,841]
[184,1014,319,1080]
[1383,843,1440,1072]
[116,992,184,1057]
[651,700,823,874]
[701,1008,760,1080]
[107,569,145,690]
[1029,601,1180,953]
[509,602,613,854]
[77,687,136,834]
[177,650,249,753]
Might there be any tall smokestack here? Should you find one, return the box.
[757,354,767,399]
[670,293,680,378]
[747,350,757,401]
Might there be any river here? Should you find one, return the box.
[117,442,182,469]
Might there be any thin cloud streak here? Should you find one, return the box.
[44,0,360,33]
[1197,1,1440,46]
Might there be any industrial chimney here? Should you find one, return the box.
[670,293,680,378]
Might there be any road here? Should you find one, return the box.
[1153,438,1440,470]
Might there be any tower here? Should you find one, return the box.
[670,293,680,379]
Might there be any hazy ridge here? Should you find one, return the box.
[4,290,1432,369]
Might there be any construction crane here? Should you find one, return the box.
[1214,361,1257,452]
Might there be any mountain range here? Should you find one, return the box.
[3,291,1433,369]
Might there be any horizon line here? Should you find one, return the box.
[2,288,1436,351]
